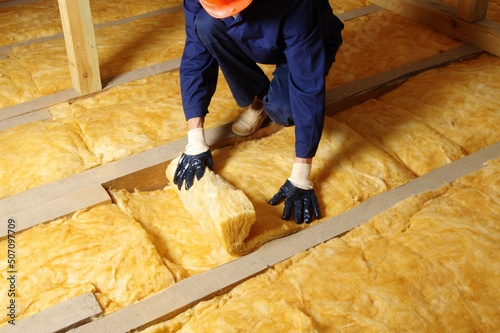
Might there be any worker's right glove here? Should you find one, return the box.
[173,128,213,191]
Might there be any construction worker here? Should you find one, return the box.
[173,0,344,224]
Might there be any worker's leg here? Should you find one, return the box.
[195,10,269,108]
[263,62,294,127]
[264,38,342,128]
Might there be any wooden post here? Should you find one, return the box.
[457,0,489,22]
[57,0,101,95]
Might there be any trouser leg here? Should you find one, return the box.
[264,39,342,128]
[263,62,294,127]
[195,10,270,107]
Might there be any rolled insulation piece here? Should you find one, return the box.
[166,156,256,255]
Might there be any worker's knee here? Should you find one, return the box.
[195,10,229,45]
[264,95,294,127]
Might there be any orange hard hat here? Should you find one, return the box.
[199,0,253,18]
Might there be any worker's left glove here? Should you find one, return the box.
[269,163,321,224]
[173,128,213,191]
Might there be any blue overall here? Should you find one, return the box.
[180,0,343,158]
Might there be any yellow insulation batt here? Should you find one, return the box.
[333,99,467,177]
[0,57,38,107]
[50,70,245,164]
[0,120,99,199]
[378,54,500,155]
[142,157,500,332]
[110,187,239,276]
[165,157,256,255]
[0,204,186,327]
[326,10,463,89]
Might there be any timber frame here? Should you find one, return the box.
[0,0,499,331]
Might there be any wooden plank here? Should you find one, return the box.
[70,141,500,333]
[457,0,490,22]
[0,185,111,239]
[57,0,101,95]
[325,44,483,114]
[370,0,500,57]
[336,4,383,21]
[0,109,52,132]
[0,292,102,333]
[83,57,182,99]
[0,89,79,122]
[0,0,42,9]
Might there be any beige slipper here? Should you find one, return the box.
[231,98,268,137]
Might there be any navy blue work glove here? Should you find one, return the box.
[173,150,213,191]
[269,179,321,224]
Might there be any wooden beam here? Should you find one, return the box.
[457,0,489,22]
[0,292,102,333]
[0,89,79,122]
[369,0,500,57]
[57,0,101,95]
[325,44,482,114]
[70,141,500,333]
[0,185,111,239]
[0,109,52,132]
[336,4,383,21]
[0,0,43,9]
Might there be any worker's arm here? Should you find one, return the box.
[180,0,219,121]
[269,0,326,224]
[175,0,219,190]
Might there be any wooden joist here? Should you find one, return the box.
[0,0,42,9]
[57,0,101,95]
[0,292,102,333]
[325,44,482,113]
[0,109,52,132]
[370,0,500,57]
[0,185,111,239]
